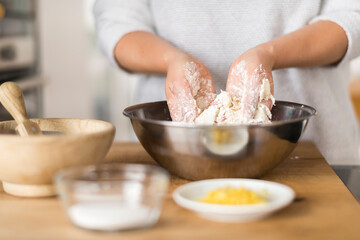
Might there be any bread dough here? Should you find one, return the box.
[195,79,274,125]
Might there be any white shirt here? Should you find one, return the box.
[94,0,360,165]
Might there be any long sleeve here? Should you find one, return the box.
[93,0,154,67]
[310,0,360,64]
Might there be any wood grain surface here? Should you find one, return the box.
[0,81,42,136]
[0,141,359,240]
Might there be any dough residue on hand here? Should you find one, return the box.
[169,61,274,124]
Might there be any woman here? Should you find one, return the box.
[94,0,360,165]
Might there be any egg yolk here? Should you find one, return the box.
[199,186,266,205]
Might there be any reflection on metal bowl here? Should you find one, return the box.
[201,127,249,156]
[123,101,316,180]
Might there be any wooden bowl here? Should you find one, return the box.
[0,118,115,197]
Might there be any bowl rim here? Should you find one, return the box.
[0,118,115,138]
[172,178,295,215]
[55,163,170,184]
[123,100,316,128]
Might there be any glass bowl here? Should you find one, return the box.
[55,163,170,231]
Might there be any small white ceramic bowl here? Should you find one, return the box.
[173,178,295,222]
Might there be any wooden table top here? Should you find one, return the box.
[0,141,359,240]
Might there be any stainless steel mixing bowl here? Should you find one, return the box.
[123,101,316,180]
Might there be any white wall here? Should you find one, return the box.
[38,0,94,119]
[37,0,137,141]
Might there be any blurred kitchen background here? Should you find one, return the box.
[1,0,360,143]
[0,0,137,141]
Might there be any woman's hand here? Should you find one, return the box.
[226,46,275,120]
[114,32,215,123]
[166,53,216,122]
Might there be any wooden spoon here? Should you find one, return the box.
[0,82,42,136]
